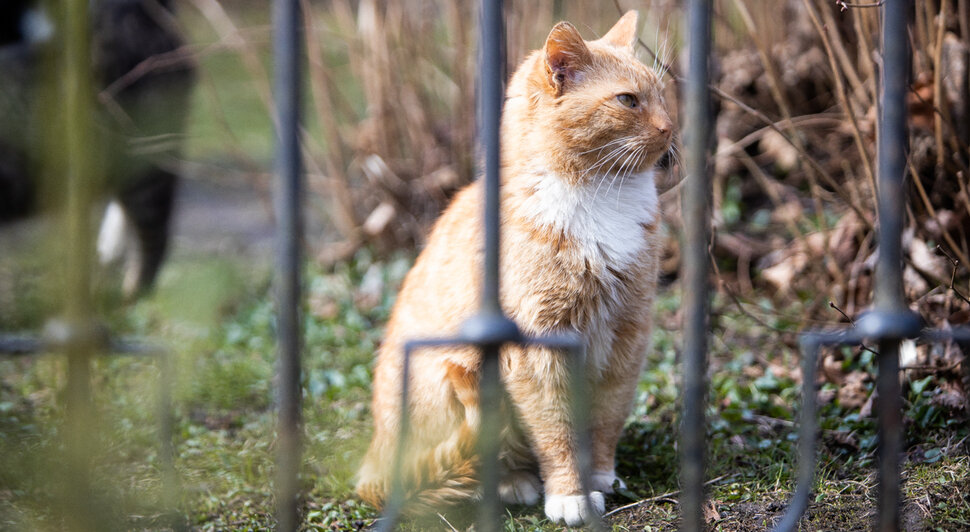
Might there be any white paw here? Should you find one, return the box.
[590,470,626,494]
[499,471,541,506]
[544,492,605,526]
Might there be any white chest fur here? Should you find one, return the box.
[519,169,660,269]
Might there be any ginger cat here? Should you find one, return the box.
[357,11,672,526]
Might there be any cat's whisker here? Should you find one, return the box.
[609,146,645,205]
[665,142,684,173]
[614,147,649,209]
[582,142,636,183]
[589,148,631,201]
[578,138,630,156]
[592,139,636,164]
[575,136,636,156]
[654,25,672,79]
[586,146,631,176]
[605,152,635,197]
[592,144,636,189]
[593,141,644,202]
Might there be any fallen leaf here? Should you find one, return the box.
[821,353,845,385]
[931,380,967,412]
[703,500,721,523]
[828,430,859,450]
[838,371,870,410]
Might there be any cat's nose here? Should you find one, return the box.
[652,118,673,138]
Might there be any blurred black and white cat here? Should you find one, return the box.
[0,0,194,296]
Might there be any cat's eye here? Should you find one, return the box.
[616,93,638,108]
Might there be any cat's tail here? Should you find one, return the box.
[356,422,480,514]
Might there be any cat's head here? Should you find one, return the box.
[505,11,673,185]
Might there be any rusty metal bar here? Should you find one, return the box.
[272,0,304,529]
[679,0,713,531]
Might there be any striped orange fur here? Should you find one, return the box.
[356,11,672,526]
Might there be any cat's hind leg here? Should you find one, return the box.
[498,416,542,506]
[498,470,541,506]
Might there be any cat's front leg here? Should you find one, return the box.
[588,332,650,494]
[544,491,606,526]
[503,346,604,526]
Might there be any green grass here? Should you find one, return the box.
[1,247,967,531]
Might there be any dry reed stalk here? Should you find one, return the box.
[193,61,265,172]
[355,0,394,162]
[445,1,474,184]
[909,159,970,268]
[802,0,877,201]
[959,0,970,144]
[612,0,673,75]
[817,3,868,109]
[849,6,878,106]
[187,0,274,118]
[731,0,824,244]
[735,151,803,239]
[916,2,934,73]
[933,0,949,174]
[709,84,874,231]
[302,0,359,240]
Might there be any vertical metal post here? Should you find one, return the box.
[61,0,99,530]
[873,2,910,531]
[272,0,304,529]
[480,0,504,317]
[474,2,510,530]
[679,1,712,532]
[777,3,954,530]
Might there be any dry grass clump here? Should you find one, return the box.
[183,1,673,260]
[703,1,969,327]
[184,0,970,333]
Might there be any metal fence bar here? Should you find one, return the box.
[272,0,304,529]
[471,1,516,530]
[61,0,100,529]
[872,2,912,530]
[479,0,505,318]
[770,331,855,532]
[769,336,820,532]
[773,2,933,531]
[679,1,713,531]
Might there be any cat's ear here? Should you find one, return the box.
[543,21,591,96]
[599,10,639,51]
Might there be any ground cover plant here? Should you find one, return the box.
[1,0,969,530]
[1,250,967,530]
